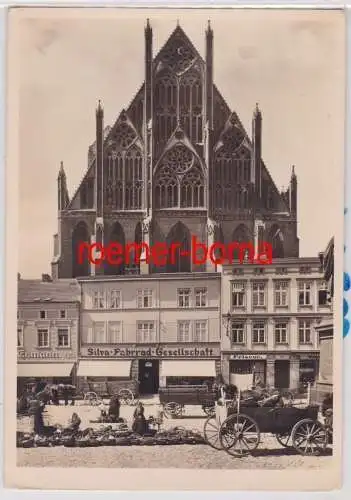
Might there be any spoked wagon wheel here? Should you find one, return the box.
[275,432,292,448]
[84,392,102,406]
[118,389,134,405]
[219,413,260,457]
[291,418,328,456]
[203,415,222,450]
[163,402,183,418]
[202,402,215,417]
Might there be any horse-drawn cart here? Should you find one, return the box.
[204,392,328,457]
[159,385,216,417]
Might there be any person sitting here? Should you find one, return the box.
[64,412,81,433]
[108,395,121,422]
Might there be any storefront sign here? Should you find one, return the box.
[230,354,267,360]
[18,351,62,360]
[81,345,220,359]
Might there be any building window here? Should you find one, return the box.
[137,321,156,343]
[231,321,245,344]
[17,327,23,347]
[57,328,70,347]
[252,282,266,307]
[178,289,191,308]
[177,321,191,342]
[37,328,49,348]
[93,322,106,343]
[108,322,122,343]
[298,320,312,344]
[318,281,328,306]
[274,281,289,307]
[275,322,288,344]
[195,288,207,307]
[194,320,207,342]
[60,310,66,319]
[252,321,266,344]
[298,281,312,306]
[93,291,105,309]
[231,281,246,308]
[137,289,153,308]
[39,310,46,319]
[109,290,121,309]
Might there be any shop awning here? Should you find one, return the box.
[77,360,131,378]
[17,363,74,377]
[161,360,216,377]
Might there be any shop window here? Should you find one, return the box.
[60,310,66,319]
[93,322,106,343]
[195,288,207,307]
[137,321,156,343]
[298,281,312,306]
[252,321,266,344]
[231,281,246,309]
[109,290,121,309]
[230,360,254,374]
[108,321,122,343]
[178,288,191,308]
[39,310,46,319]
[252,282,266,307]
[177,321,191,342]
[274,281,289,307]
[275,322,288,344]
[299,359,317,385]
[92,290,105,309]
[17,326,23,347]
[231,321,245,344]
[166,377,213,386]
[137,289,153,308]
[194,320,207,342]
[298,320,312,344]
[37,328,49,348]
[57,328,70,347]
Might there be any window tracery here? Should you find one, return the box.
[154,72,178,156]
[154,146,205,209]
[109,122,136,150]
[105,147,142,210]
[162,41,195,74]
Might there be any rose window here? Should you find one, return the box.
[166,145,194,174]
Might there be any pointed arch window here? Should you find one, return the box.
[154,145,205,209]
[72,222,90,277]
[105,147,142,211]
[179,69,203,144]
[154,71,178,157]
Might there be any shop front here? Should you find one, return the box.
[222,351,320,391]
[78,344,221,396]
[17,351,77,394]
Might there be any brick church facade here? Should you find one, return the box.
[51,20,299,279]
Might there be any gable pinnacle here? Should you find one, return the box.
[291,165,296,178]
[206,20,213,34]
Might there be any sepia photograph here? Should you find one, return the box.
[4,6,345,490]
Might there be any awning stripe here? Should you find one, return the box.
[17,363,74,377]
[161,360,216,377]
[77,360,131,377]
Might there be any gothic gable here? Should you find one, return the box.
[105,109,143,153]
[154,25,203,76]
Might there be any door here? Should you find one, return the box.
[274,360,290,389]
[138,360,159,395]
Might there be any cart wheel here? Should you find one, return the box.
[291,418,328,456]
[203,415,222,450]
[275,432,292,448]
[163,402,183,418]
[202,403,215,417]
[84,392,100,406]
[219,413,260,457]
[118,389,134,405]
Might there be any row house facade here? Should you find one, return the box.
[77,273,221,395]
[220,258,332,391]
[17,277,80,393]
